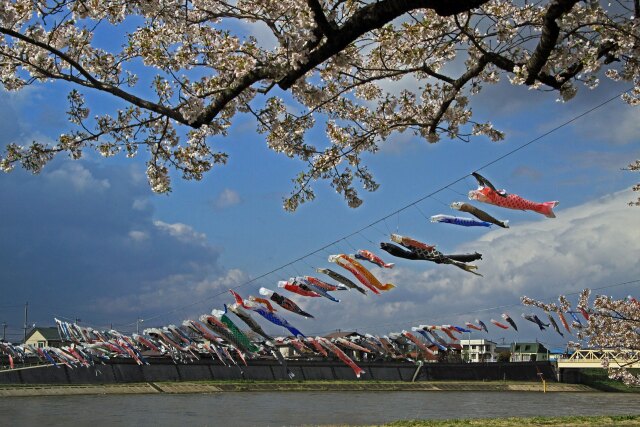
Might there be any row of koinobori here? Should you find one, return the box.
[0,301,600,380]
[1,173,607,378]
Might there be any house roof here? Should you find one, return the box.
[510,342,549,353]
[549,347,574,355]
[26,327,61,342]
[322,331,363,339]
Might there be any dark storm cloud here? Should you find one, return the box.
[0,159,227,328]
[0,88,243,330]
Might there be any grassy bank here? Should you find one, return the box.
[0,380,596,396]
[578,369,640,393]
[190,379,592,392]
[386,415,640,426]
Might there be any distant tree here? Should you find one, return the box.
[497,351,511,363]
[437,349,463,363]
[523,290,640,386]
[1,1,638,209]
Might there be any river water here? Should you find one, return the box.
[3,391,640,426]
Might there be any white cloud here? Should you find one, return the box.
[572,150,637,172]
[214,188,241,209]
[45,162,110,192]
[154,220,207,244]
[95,268,250,317]
[449,190,639,301]
[132,198,150,211]
[128,230,149,242]
[128,164,147,185]
[0,86,42,108]
[577,106,640,145]
[194,269,247,294]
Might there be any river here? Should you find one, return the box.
[3,391,640,426]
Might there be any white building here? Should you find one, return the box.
[460,339,498,362]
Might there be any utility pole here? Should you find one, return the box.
[2,322,6,341]
[23,302,28,343]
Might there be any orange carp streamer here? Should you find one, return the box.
[328,254,395,293]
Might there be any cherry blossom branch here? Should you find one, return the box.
[306,0,337,38]
[278,0,491,89]
[524,0,580,85]
[0,26,186,124]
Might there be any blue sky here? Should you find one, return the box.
[1,64,639,349]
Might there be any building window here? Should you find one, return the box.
[38,341,45,348]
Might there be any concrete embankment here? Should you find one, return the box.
[0,381,596,397]
[0,358,559,385]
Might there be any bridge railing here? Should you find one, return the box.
[558,349,640,369]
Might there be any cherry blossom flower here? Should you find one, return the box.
[0,1,638,209]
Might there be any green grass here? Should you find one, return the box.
[385,415,640,426]
[579,369,640,393]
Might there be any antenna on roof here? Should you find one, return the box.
[23,302,28,342]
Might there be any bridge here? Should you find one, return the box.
[557,349,640,370]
